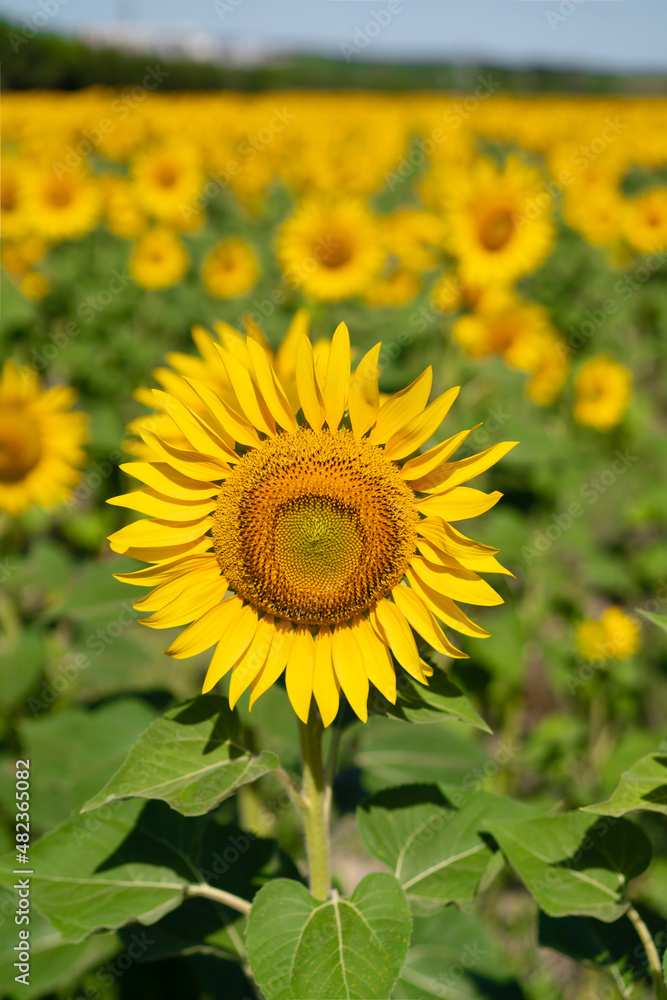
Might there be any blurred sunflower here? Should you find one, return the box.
[364,268,420,308]
[20,272,51,301]
[276,200,384,302]
[109,320,515,724]
[129,227,189,291]
[132,144,203,224]
[23,167,100,241]
[201,238,259,299]
[103,177,146,239]
[1,156,29,240]
[573,355,632,430]
[0,360,87,515]
[577,607,640,662]
[1,236,49,277]
[623,188,667,253]
[446,156,555,286]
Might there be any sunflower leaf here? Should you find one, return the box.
[483,813,652,921]
[372,668,491,732]
[81,695,278,817]
[245,874,411,1000]
[581,746,667,817]
[637,609,667,635]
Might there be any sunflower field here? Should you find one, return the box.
[1,84,667,1000]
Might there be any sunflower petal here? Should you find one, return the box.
[227,615,275,708]
[322,322,351,430]
[370,600,426,683]
[295,334,325,431]
[134,561,224,611]
[410,556,503,607]
[384,387,460,461]
[349,342,381,440]
[400,427,479,483]
[350,614,396,704]
[202,604,259,693]
[139,577,229,628]
[332,621,368,722]
[313,626,340,727]
[214,345,276,436]
[392,585,466,658]
[285,625,315,724]
[165,595,244,658]
[107,488,216,521]
[183,379,261,448]
[249,619,294,709]
[141,431,231,480]
[416,441,518,493]
[369,368,432,445]
[276,308,309,383]
[151,390,238,464]
[108,516,212,554]
[119,462,218,500]
[417,487,503,520]
[246,337,297,432]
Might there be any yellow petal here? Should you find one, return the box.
[227,616,275,709]
[404,565,490,637]
[331,622,368,722]
[119,462,218,500]
[113,552,214,587]
[276,309,309,383]
[249,618,294,709]
[410,556,503,607]
[151,390,238,465]
[246,337,296,433]
[140,431,230,480]
[214,344,276,436]
[392,585,466,658]
[384,387,460,461]
[202,604,259,693]
[350,614,396,704]
[111,536,212,566]
[400,427,479,483]
[165,595,245,658]
[370,600,426,683]
[349,342,381,440]
[139,577,229,629]
[323,322,351,430]
[369,367,432,445]
[107,489,216,521]
[183,379,261,448]
[417,487,503,520]
[416,441,518,493]
[295,333,325,431]
[108,516,211,554]
[285,625,315,723]
[313,626,340,727]
[134,561,224,611]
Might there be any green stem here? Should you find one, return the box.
[298,712,331,901]
[627,904,667,1000]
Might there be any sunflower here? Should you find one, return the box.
[445,156,555,286]
[0,360,87,516]
[131,144,203,225]
[364,268,420,308]
[129,227,189,291]
[276,199,384,302]
[576,607,640,662]
[573,355,632,430]
[23,167,100,242]
[109,321,515,725]
[1,156,30,241]
[201,238,259,299]
[623,188,667,253]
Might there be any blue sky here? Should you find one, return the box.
[2,0,666,74]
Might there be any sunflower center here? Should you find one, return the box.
[319,237,353,269]
[156,164,178,188]
[48,184,73,208]
[0,409,42,484]
[213,428,418,625]
[478,208,514,251]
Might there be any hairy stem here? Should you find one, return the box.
[298,712,331,901]
[185,883,252,915]
[627,904,667,1000]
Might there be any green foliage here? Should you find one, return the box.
[583,746,667,817]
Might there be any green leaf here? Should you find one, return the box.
[538,911,648,992]
[0,630,44,709]
[0,800,208,941]
[637,608,667,635]
[583,748,667,817]
[82,696,278,817]
[245,873,411,1000]
[393,907,525,999]
[358,785,492,914]
[355,718,490,791]
[376,670,491,733]
[484,813,652,921]
[17,698,158,829]
[0,888,118,1000]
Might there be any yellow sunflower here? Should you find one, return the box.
[573,355,632,430]
[0,360,87,516]
[623,188,667,254]
[276,199,384,302]
[109,321,515,725]
[445,156,555,286]
[22,167,100,242]
[364,268,420,308]
[201,238,259,299]
[129,228,189,291]
[131,144,203,225]
[1,156,30,241]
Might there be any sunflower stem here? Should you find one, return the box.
[298,712,331,901]
[626,904,667,1000]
